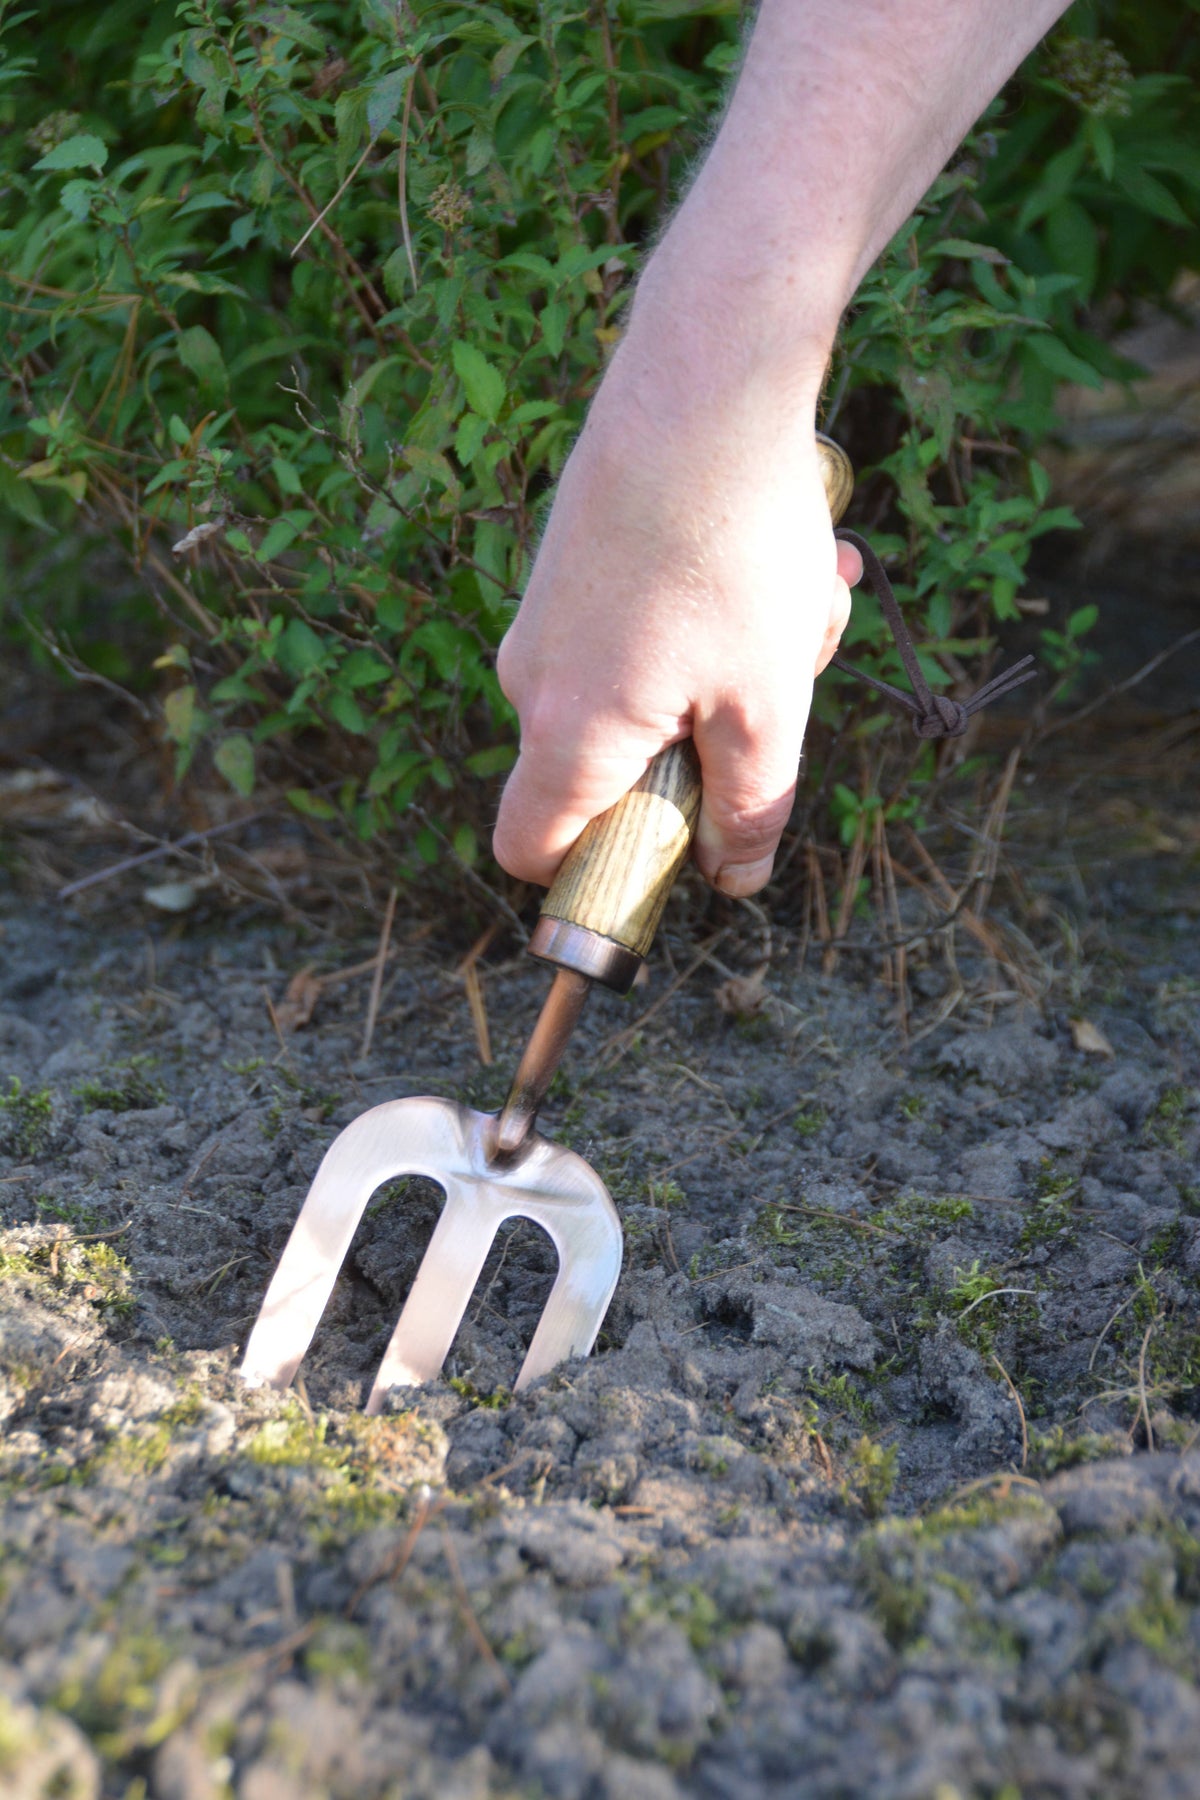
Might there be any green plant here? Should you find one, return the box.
[0,1078,53,1156]
[75,1055,166,1113]
[843,1434,898,1519]
[2,5,1198,885]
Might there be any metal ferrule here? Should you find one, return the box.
[528,915,643,996]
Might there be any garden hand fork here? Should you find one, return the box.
[240,437,853,1412]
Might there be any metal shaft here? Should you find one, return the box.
[491,967,591,1160]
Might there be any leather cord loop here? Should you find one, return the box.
[830,527,1037,739]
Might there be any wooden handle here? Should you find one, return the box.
[531,435,854,990]
[540,737,703,968]
[816,431,853,527]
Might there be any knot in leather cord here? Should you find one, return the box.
[915,695,968,739]
[831,528,1037,738]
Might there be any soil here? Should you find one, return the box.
[1,541,1199,1800]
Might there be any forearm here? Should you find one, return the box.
[622,0,1070,417]
[494,0,1072,890]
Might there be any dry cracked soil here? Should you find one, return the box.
[1,552,1199,1800]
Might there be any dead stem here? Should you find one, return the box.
[361,885,398,1060]
[437,1516,512,1695]
[990,1352,1029,1470]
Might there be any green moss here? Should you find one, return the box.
[793,1105,827,1138]
[876,1192,976,1231]
[102,1392,207,1477]
[0,1232,134,1316]
[1020,1158,1079,1248]
[1026,1426,1125,1477]
[447,1376,511,1409]
[35,1195,109,1233]
[808,1370,875,1430]
[0,1694,33,1770]
[74,1056,166,1114]
[0,1077,53,1155]
[304,1620,371,1684]
[54,1631,174,1748]
[1147,1086,1190,1156]
[842,1435,897,1520]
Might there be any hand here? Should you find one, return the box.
[493,337,861,898]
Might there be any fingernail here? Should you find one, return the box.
[714,855,774,897]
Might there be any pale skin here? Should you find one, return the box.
[493,0,1071,896]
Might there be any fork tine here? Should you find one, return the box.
[241,1097,623,1407]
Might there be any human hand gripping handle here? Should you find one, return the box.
[522,436,853,997]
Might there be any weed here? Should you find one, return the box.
[1019,1159,1079,1248]
[0,1079,53,1156]
[793,1105,827,1138]
[843,1435,898,1519]
[1148,1087,1191,1156]
[808,1370,876,1431]
[1026,1426,1125,1477]
[447,1377,511,1411]
[75,1056,166,1114]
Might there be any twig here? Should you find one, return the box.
[262,986,296,1073]
[1088,1290,1138,1372]
[293,139,377,256]
[774,1201,904,1241]
[957,1285,1036,1320]
[1038,627,1200,739]
[593,931,728,1066]
[57,809,274,899]
[438,1515,511,1695]
[990,1352,1029,1470]
[1136,1320,1156,1452]
[361,885,398,1060]
[397,69,420,289]
[346,1483,441,1619]
[462,963,493,1066]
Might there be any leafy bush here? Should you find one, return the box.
[1,1,1197,885]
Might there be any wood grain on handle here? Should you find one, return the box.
[540,738,702,962]
[535,434,854,982]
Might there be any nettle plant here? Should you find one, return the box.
[1,3,1197,880]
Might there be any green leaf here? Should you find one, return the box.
[287,788,338,820]
[1043,200,1099,300]
[327,690,369,734]
[272,457,305,497]
[465,125,493,177]
[491,35,536,82]
[163,685,198,745]
[276,619,327,677]
[454,411,488,465]
[59,179,93,222]
[177,326,228,399]
[1086,115,1115,180]
[452,823,477,866]
[451,341,505,422]
[464,743,517,778]
[340,649,391,688]
[539,300,568,357]
[928,237,1009,265]
[260,6,326,51]
[368,68,410,140]
[214,735,255,797]
[1024,334,1105,389]
[255,517,301,562]
[1114,163,1191,226]
[34,133,108,173]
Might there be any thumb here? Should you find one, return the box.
[690,694,809,897]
